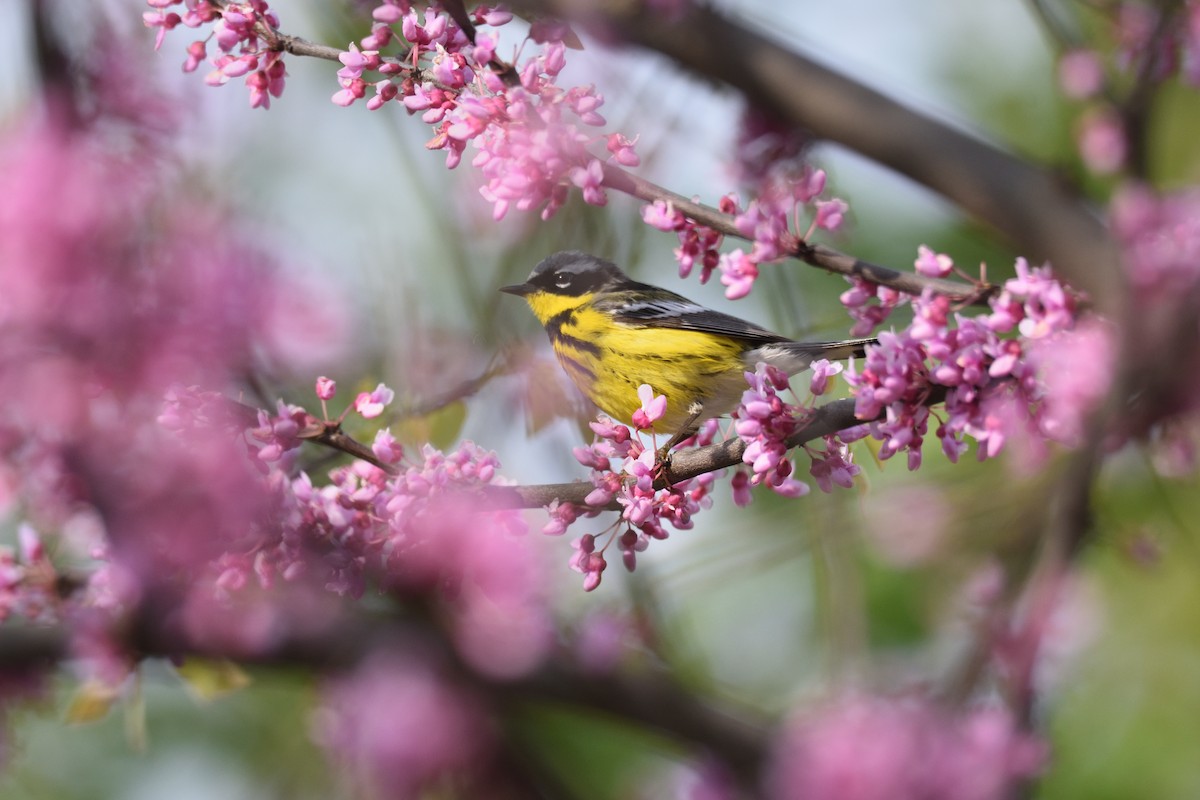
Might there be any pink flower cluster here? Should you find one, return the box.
[767,694,1045,800]
[733,360,860,500]
[642,196,731,284]
[0,526,58,625]
[1113,1,1200,87]
[0,111,318,689]
[847,256,1093,469]
[147,2,641,219]
[643,167,849,300]
[333,4,636,221]
[734,364,811,497]
[181,380,554,679]
[315,650,493,799]
[1056,3,1200,174]
[144,0,286,108]
[552,387,717,591]
[1111,184,1200,295]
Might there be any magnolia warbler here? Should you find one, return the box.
[501,251,875,433]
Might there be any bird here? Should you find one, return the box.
[501,251,875,435]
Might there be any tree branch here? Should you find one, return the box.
[0,607,769,788]
[481,397,870,509]
[512,0,1124,316]
[228,12,992,305]
[603,165,993,304]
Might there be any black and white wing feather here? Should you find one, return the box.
[596,290,789,345]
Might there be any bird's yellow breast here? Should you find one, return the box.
[522,290,746,430]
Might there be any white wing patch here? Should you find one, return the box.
[616,299,708,319]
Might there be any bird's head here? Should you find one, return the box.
[500,251,629,300]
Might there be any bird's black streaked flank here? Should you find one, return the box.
[501,251,876,432]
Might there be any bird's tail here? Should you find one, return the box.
[752,336,877,374]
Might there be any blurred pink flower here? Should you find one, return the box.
[1077,109,1127,175]
[1058,49,1105,99]
[315,650,493,799]
[767,694,1045,800]
[861,486,952,567]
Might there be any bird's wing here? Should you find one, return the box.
[597,290,789,344]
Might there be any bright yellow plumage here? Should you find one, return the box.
[502,251,875,434]
[523,289,745,429]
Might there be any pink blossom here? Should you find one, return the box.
[1027,320,1115,446]
[807,435,860,493]
[315,376,337,401]
[642,199,685,232]
[1111,184,1200,294]
[669,215,724,282]
[798,166,827,203]
[569,534,607,592]
[372,2,405,24]
[719,249,760,299]
[183,40,206,72]
[814,198,848,231]
[840,277,909,337]
[915,244,954,278]
[808,358,844,396]
[1059,49,1106,98]
[1077,109,1127,174]
[734,195,792,262]
[550,393,716,588]
[337,43,370,80]
[631,384,667,429]
[542,500,582,536]
[371,429,404,464]
[569,158,608,207]
[315,651,493,798]
[605,132,640,166]
[734,363,815,497]
[767,695,1045,800]
[847,257,1080,466]
[354,383,395,418]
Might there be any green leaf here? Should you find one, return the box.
[174,658,253,703]
[64,680,119,724]
[396,400,468,450]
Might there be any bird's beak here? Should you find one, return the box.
[499,282,533,297]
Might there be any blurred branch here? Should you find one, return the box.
[1118,0,1184,179]
[226,14,993,305]
[0,607,769,790]
[510,0,1124,318]
[394,359,506,419]
[602,165,994,304]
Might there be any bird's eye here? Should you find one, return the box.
[554,272,571,289]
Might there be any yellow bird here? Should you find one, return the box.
[501,251,874,433]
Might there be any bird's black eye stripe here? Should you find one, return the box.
[524,252,628,294]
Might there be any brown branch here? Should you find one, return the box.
[298,418,398,474]
[511,0,1124,318]
[217,11,991,306]
[394,361,505,419]
[0,606,769,790]
[215,383,871,509]
[480,397,871,510]
[603,165,993,304]
[269,32,346,62]
[1118,1,1184,180]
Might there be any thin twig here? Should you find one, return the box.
[219,10,992,306]
[510,0,1122,316]
[603,165,993,304]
